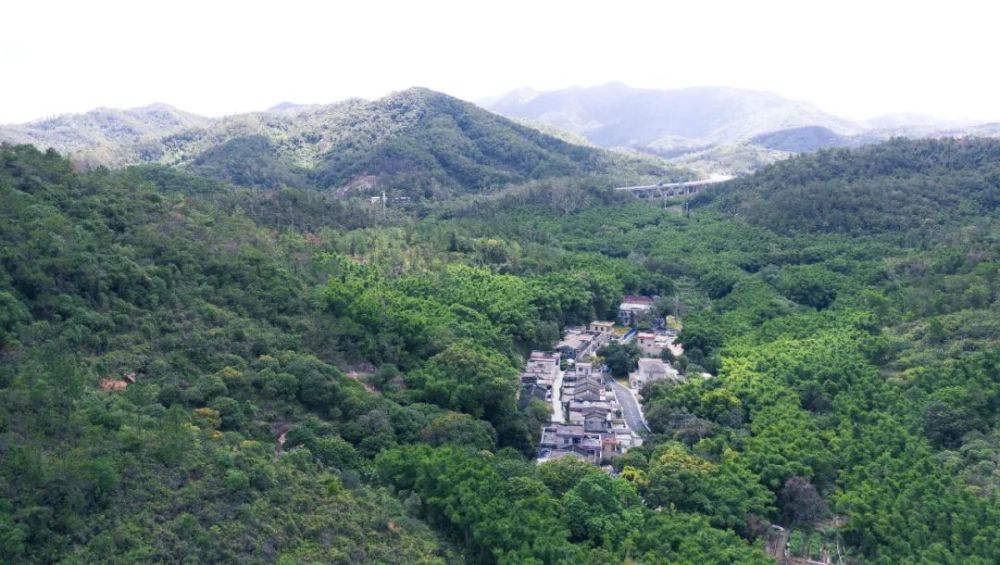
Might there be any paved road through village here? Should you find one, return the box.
[550,368,564,423]
[610,379,649,433]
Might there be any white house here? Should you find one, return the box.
[618,295,654,325]
[629,358,679,390]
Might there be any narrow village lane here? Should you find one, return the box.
[550,368,564,423]
[611,379,649,433]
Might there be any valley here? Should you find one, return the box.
[0,133,1000,563]
[1,92,998,565]
[5,0,1000,562]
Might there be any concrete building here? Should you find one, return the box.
[629,358,680,390]
[636,332,658,356]
[555,329,609,360]
[527,351,560,377]
[618,295,654,326]
[521,350,561,390]
[589,321,615,334]
[636,332,674,357]
[538,424,605,462]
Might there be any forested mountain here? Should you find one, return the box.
[2,130,999,564]
[666,142,793,177]
[297,88,674,197]
[0,146,457,562]
[709,137,1000,235]
[0,89,682,198]
[0,144,721,563]
[749,126,857,153]
[0,104,213,167]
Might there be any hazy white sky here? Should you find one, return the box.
[2,0,998,124]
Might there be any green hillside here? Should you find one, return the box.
[750,125,857,153]
[0,104,213,167]
[710,137,1000,235]
[188,135,310,189]
[448,140,1000,563]
[0,145,752,563]
[0,146,457,562]
[309,88,673,197]
[666,142,792,177]
[2,135,999,564]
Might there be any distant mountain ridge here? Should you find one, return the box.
[8,83,1000,183]
[0,104,213,167]
[0,88,681,197]
[483,83,863,150]
[482,83,1000,175]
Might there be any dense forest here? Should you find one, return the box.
[1,137,998,564]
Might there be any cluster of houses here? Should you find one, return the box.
[630,329,684,389]
[519,295,697,465]
[553,323,612,361]
[537,357,644,464]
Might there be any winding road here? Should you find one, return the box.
[610,379,649,433]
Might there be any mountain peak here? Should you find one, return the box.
[385,86,456,103]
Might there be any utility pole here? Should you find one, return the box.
[381,190,386,220]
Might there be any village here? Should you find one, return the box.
[519,295,693,467]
